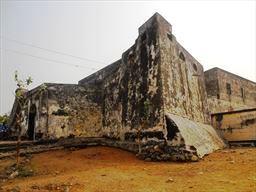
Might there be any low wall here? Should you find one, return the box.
[211,108,256,142]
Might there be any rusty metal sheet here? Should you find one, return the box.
[166,113,225,157]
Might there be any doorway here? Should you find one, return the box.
[165,115,179,140]
[28,104,36,140]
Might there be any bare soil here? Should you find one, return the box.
[0,147,256,192]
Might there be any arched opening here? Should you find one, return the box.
[192,63,198,71]
[179,52,185,62]
[28,104,36,140]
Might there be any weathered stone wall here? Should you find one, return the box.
[78,13,224,161]
[204,69,219,98]
[158,16,210,124]
[8,85,48,139]
[205,68,256,113]
[45,84,102,139]
[9,83,103,140]
[80,14,165,141]
[211,108,256,142]
[148,14,224,159]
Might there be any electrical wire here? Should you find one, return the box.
[1,48,99,71]
[0,36,107,65]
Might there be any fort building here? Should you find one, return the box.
[12,13,256,160]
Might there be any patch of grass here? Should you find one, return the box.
[1,160,35,179]
[16,165,34,177]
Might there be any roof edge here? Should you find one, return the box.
[205,67,256,85]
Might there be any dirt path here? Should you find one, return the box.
[0,147,256,192]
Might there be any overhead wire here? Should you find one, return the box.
[1,48,99,71]
[0,36,107,65]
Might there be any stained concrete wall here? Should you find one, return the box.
[205,68,256,113]
[211,108,256,142]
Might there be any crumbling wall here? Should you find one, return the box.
[205,68,256,113]
[46,84,102,139]
[8,85,48,140]
[9,83,103,140]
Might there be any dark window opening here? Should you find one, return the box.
[167,33,172,41]
[165,116,179,140]
[179,52,185,62]
[192,63,197,71]
[241,88,245,99]
[226,83,231,95]
[217,94,220,99]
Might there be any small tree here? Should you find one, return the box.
[14,71,46,164]
[14,71,33,164]
[0,114,9,125]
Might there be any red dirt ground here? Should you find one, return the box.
[0,146,256,192]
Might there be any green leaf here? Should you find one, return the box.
[15,90,23,97]
[40,83,47,90]
[26,77,33,85]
